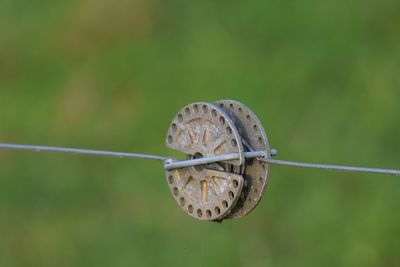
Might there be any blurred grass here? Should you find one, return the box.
[0,0,400,266]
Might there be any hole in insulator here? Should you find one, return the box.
[206,209,212,218]
[167,135,173,144]
[211,110,217,117]
[226,127,232,135]
[194,105,199,113]
[194,152,204,159]
[219,116,225,125]
[253,125,258,131]
[231,139,237,147]
[202,105,208,113]
[178,114,183,122]
[185,107,191,116]
[168,175,174,184]
[193,153,205,171]
[229,191,234,200]
[173,187,179,196]
[219,103,224,107]
[197,209,203,217]
[229,104,234,108]
[188,205,193,213]
[215,207,221,215]
[180,197,185,206]
[233,179,239,188]
[222,200,228,208]
[246,114,251,120]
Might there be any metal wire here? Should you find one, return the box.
[0,143,169,161]
[164,151,266,171]
[1,143,400,176]
[260,158,400,176]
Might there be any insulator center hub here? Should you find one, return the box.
[193,152,206,171]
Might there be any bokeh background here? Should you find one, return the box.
[1,0,399,266]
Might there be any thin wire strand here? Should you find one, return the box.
[1,143,400,176]
[164,151,266,171]
[0,143,169,161]
[260,158,400,176]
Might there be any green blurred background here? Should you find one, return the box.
[0,0,399,266]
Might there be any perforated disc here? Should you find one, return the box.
[216,100,270,218]
[165,102,245,220]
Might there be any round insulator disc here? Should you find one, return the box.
[165,102,245,221]
[216,100,270,219]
